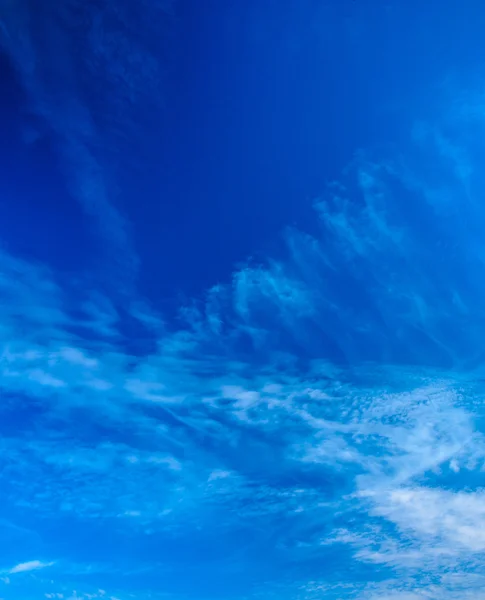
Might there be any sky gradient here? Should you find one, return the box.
[1,1,485,599]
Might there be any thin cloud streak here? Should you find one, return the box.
[7,560,54,574]
[0,0,174,284]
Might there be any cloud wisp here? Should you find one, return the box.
[0,0,174,284]
[7,561,54,575]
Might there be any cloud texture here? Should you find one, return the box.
[0,81,484,600]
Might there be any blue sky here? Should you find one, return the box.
[1,1,485,599]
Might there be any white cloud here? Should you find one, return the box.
[370,486,485,553]
[7,560,54,574]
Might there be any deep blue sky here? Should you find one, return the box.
[4,0,483,303]
[2,1,485,599]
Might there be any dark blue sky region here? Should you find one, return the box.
[3,0,482,300]
[2,1,485,599]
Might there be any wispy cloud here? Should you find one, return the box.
[0,1,174,284]
[7,560,54,574]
